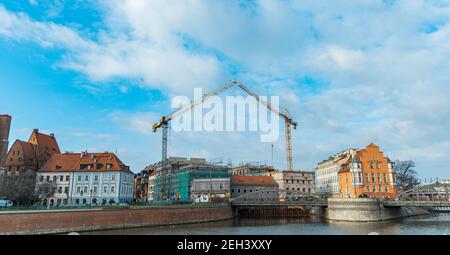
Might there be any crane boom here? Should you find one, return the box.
[152,79,297,171]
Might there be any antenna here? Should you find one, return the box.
[271,144,274,167]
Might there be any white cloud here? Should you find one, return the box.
[1,1,450,177]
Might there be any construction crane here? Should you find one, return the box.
[152,80,297,198]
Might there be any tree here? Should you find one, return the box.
[395,160,420,192]
[0,171,39,205]
[35,180,57,208]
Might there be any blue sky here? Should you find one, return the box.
[1,0,450,180]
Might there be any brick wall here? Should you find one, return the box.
[0,206,233,235]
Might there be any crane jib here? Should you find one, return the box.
[153,79,297,171]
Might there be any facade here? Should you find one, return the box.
[315,149,356,197]
[190,178,231,203]
[231,175,279,201]
[0,114,11,175]
[37,151,134,206]
[5,129,60,177]
[134,163,157,202]
[147,171,157,201]
[338,143,397,199]
[270,171,315,201]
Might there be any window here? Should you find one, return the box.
[112,175,116,181]
[366,186,370,193]
[377,173,381,183]
[219,183,223,190]
[76,186,81,193]
[385,186,389,192]
[84,175,88,181]
[40,176,44,182]
[60,176,63,182]
[64,187,68,194]
[53,176,57,182]
[58,187,62,194]
[83,186,88,193]
[383,173,387,183]
[66,175,69,181]
[103,186,107,193]
[365,173,369,183]
[77,176,81,182]
[94,175,98,182]
[93,186,98,193]
[371,173,375,183]
[372,186,376,192]
[111,186,115,193]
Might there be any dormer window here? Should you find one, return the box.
[106,164,112,170]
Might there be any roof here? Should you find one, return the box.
[28,130,61,154]
[143,162,158,171]
[39,152,132,174]
[231,175,278,187]
[16,140,36,165]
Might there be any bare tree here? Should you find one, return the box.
[35,180,56,208]
[395,160,420,191]
[0,171,39,205]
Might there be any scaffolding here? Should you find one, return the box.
[154,168,231,201]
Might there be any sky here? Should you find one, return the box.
[1,0,450,179]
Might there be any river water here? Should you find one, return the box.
[85,213,450,235]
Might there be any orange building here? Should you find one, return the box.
[338,143,397,199]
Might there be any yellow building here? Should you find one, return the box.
[338,143,397,199]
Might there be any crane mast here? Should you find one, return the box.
[152,80,297,199]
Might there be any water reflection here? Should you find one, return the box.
[84,213,450,235]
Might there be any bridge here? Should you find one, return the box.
[231,182,450,209]
[231,189,328,207]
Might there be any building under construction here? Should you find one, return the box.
[231,163,276,176]
[154,157,231,201]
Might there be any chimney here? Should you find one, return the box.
[0,115,12,168]
[33,128,39,133]
[50,133,54,137]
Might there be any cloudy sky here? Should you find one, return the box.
[1,0,449,179]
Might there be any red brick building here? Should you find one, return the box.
[5,129,60,176]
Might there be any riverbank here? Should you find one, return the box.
[0,205,234,235]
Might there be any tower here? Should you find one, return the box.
[0,114,12,169]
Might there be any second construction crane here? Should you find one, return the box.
[152,79,297,170]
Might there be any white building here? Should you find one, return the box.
[315,149,356,197]
[190,178,230,203]
[270,171,315,201]
[147,171,157,202]
[37,151,134,206]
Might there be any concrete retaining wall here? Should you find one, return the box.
[0,206,234,235]
[322,198,429,222]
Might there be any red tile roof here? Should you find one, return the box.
[28,130,61,154]
[39,152,132,174]
[231,175,278,187]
